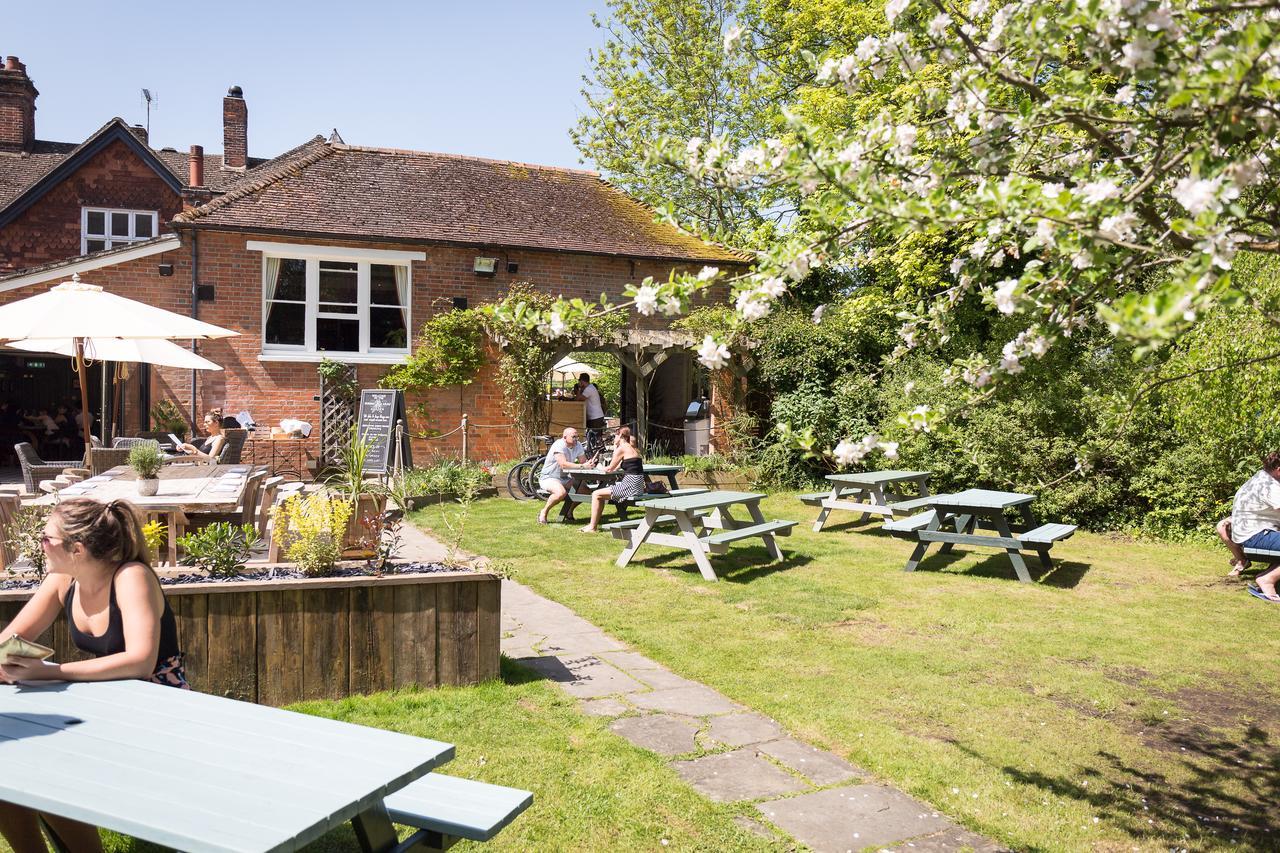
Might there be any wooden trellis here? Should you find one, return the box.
[319,363,358,467]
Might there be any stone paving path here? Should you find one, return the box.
[500,577,1007,852]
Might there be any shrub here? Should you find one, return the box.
[272,493,353,577]
[150,399,188,440]
[141,519,166,562]
[396,459,492,498]
[177,523,260,578]
[5,506,50,578]
[128,443,165,479]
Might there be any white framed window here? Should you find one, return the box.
[258,246,416,358]
[81,207,158,254]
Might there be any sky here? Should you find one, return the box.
[7,0,609,169]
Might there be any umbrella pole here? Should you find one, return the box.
[74,337,93,460]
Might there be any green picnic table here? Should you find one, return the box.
[883,488,1077,582]
[556,464,691,522]
[800,470,932,532]
[604,490,797,581]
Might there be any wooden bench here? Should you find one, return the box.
[703,520,796,545]
[1018,523,1077,546]
[602,509,710,537]
[384,772,532,850]
[798,492,828,506]
[887,494,941,514]
[882,511,936,536]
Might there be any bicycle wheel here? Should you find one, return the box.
[507,461,537,500]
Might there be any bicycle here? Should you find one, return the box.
[505,435,554,500]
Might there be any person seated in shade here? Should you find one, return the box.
[536,427,595,525]
[175,409,226,460]
[1225,451,1280,601]
[582,427,644,533]
[0,497,188,853]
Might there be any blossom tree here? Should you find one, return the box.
[497,0,1280,465]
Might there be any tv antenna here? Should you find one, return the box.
[141,89,157,136]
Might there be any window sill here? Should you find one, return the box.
[257,352,408,365]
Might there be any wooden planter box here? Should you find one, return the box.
[0,571,500,705]
[402,487,498,510]
[677,471,757,491]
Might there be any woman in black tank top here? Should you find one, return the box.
[582,426,646,533]
[0,498,187,853]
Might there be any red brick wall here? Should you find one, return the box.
[0,228,742,465]
[0,138,183,273]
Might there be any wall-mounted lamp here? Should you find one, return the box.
[197,284,216,302]
[452,297,468,310]
[158,264,174,276]
[473,257,497,276]
[506,261,519,274]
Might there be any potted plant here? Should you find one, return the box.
[324,429,386,558]
[128,443,165,496]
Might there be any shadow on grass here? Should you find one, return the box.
[912,550,1091,589]
[958,716,1280,850]
[500,655,549,686]
[632,547,814,583]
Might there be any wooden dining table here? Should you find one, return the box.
[31,464,256,565]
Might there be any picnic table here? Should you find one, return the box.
[882,488,1077,582]
[0,678,454,852]
[555,464,687,522]
[31,464,256,565]
[605,490,796,581]
[800,470,932,532]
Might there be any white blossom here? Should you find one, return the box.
[812,304,827,324]
[1116,85,1136,105]
[1172,176,1221,215]
[894,124,919,155]
[1099,212,1139,242]
[855,36,882,63]
[962,365,993,387]
[1078,179,1121,205]
[634,285,659,316]
[697,266,721,281]
[685,137,703,157]
[696,335,731,370]
[723,24,745,53]
[660,296,683,316]
[1035,218,1057,247]
[904,381,916,396]
[999,340,1024,374]
[886,0,910,24]
[834,439,866,466]
[928,12,952,36]
[993,278,1018,314]
[879,440,900,460]
[1028,335,1049,356]
[908,405,933,432]
[1120,35,1156,72]
[736,289,771,321]
[759,276,788,299]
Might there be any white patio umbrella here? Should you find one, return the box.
[550,356,601,382]
[0,274,238,454]
[7,336,223,371]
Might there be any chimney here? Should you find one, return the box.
[222,85,247,169]
[128,123,148,146]
[189,144,204,187]
[0,56,38,154]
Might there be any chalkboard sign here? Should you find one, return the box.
[357,389,411,474]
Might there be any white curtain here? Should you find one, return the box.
[394,264,409,328]
[262,256,281,323]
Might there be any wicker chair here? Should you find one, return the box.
[15,442,82,494]
[112,437,163,450]
[217,429,248,464]
[89,447,132,475]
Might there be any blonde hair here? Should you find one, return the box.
[616,426,635,446]
[51,498,150,567]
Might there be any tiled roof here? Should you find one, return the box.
[176,144,747,263]
[152,134,327,192]
[0,139,79,209]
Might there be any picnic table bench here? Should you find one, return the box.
[801,470,932,532]
[0,679,530,852]
[882,488,1077,582]
[605,490,796,581]
[553,464,698,522]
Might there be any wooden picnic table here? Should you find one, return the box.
[31,464,256,565]
[884,488,1077,582]
[556,464,684,522]
[606,490,796,581]
[0,678,454,852]
[801,470,931,532]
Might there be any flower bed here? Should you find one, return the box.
[400,487,499,510]
[0,568,501,705]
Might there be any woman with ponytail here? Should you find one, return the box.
[582,427,645,533]
[0,498,187,852]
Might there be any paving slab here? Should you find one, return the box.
[757,785,954,852]
[609,714,699,756]
[597,650,664,671]
[733,815,776,841]
[512,654,647,698]
[882,826,1010,852]
[674,749,810,802]
[579,697,632,717]
[538,631,628,655]
[630,668,703,691]
[629,685,742,716]
[757,737,862,786]
[705,713,786,747]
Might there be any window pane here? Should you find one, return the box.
[316,317,360,352]
[318,266,357,304]
[86,239,107,253]
[264,302,306,346]
[318,303,359,315]
[273,258,306,301]
[86,211,105,235]
[134,214,153,238]
[110,212,130,237]
[370,306,407,349]
[371,264,403,306]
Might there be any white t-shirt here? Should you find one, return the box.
[540,438,585,482]
[581,383,604,420]
[1230,469,1280,543]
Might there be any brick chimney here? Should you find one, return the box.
[0,56,38,154]
[128,123,148,146]
[222,85,247,169]
[189,144,204,187]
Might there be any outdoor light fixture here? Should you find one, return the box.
[473,257,497,275]
[506,261,519,274]
[197,285,216,302]
[158,264,174,276]
[452,297,468,310]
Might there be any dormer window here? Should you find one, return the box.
[81,207,158,254]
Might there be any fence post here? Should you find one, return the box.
[461,413,469,461]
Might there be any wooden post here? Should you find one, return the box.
[634,367,648,450]
[73,337,92,459]
[460,413,469,461]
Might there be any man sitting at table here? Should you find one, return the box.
[175,409,226,461]
[537,427,595,525]
[1225,450,1280,602]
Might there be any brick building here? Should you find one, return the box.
[0,56,744,464]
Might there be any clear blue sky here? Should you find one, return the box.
[7,1,608,169]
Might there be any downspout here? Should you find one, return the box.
[190,228,199,426]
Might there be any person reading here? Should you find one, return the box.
[0,497,188,853]
[175,408,226,461]
[582,427,645,533]
[537,427,596,525]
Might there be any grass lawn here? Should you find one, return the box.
[411,494,1280,852]
[83,658,774,853]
